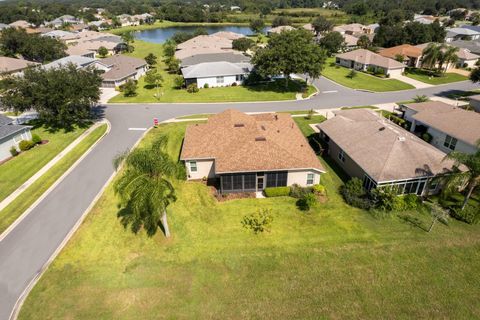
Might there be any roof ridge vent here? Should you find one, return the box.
[255,136,266,141]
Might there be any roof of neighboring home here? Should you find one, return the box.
[268,25,295,34]
[43,30,78,40]
[181,61,252,78]
[66,44,95,56]
[43,55,97,70]
[303,23,314,31]
[70,23,88,31]
[0,115,31,141]
[449,39,480,54]
[336,48,405,69]
[460,25,480,33]
[180,109,325,174]
[343,34,359,46]
[0,23,10,30]
[378,44,423,59]
[403,101,480,146]
[177,35,233,50]
[9,20,31,28]
[447,27,480,36]
[210,31,245,40]
[100,55,146,81]
[0,114,12,126]
[0,57,39,74]
[317,109,454,182]
[180,52,250,67]
[333,23,366,33]
[416,42,480,60]
[175,47,235,60]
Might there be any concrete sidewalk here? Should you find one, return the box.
[392,74,433,89]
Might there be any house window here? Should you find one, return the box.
[306,173,314,185]
[338,149,345,163]
[216,76,224,84]
[443,135,457,150]
[189,161,197,172]
[236,74,244,81]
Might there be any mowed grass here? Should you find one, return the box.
[109,40,316,103]
[227,8,351,24]
[19,117,480,319]
[0,124,107,234]
[405,68,468,85]
[322,59,415,92]
[0,124,87,203]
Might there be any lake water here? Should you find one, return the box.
[135,25,268,43]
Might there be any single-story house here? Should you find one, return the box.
[100,55,147,87]
[210,31,245,41]
[0,57,39,76]
[468,94,480,112]
[267,25,295,35]
[180,109,325,193]
[416,42,480,68]
[335,48,405,76]
[117,14,138,27]
[378,44,423,68]
[9,20,31,29]
[181,61,252,88]
[445,27,480,42]
[180,52,250,68]
[343,34,360,49]
[317,109,455,194]
[66,45,96,58]
[43,55,106,71]
[176,35,233,51]
[0,114,32,162]
[303,23,314,33]
[400,101,480,154]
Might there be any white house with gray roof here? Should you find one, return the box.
[0,114,32,161]
[181,61,253,88]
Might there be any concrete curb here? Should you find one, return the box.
[9,123,151,320]
[0,120,110,243]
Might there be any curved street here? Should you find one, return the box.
[0,77,478,320]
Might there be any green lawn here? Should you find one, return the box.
[227,8,352,24]
[405,68,468,85]
[108,20,248,35]
[322,59,415,92]
[19,116,480,319]
[0,124,108,234]
[0,124,87,203]
[108,41,316,103]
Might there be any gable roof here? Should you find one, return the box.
[403,101,480,146]
[180,109,324,174]
[180,52,250,67]
[181,61,252,78]
[0,114,13,126]
[378,44,423,59]
[0,57,39,74]
[336,49,405,69]
[317,109,454,182]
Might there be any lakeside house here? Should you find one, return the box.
[180,109,325,193]
[0,114,32,162]
[317,109,455,194]
[179,52,250,68]
[335,49,405,76]
[400,101,480,154]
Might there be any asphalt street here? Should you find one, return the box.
[0,77,478,319]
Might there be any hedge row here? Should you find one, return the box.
[264,186,291,197]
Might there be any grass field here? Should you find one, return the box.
[405,68,468,85]
[322,59,415,92]
[19,117,480,319]
[227,8,352,24]
[0,124,87,203]
[109,41,316,103]
[0,124,108,234]
[108,20,248,35]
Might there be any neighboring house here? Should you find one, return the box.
[0,57,39,77]
[335,49,405,76]
[317,109,455,194]
[100,55,147,87]
[468,94,480,112]
[42,30,78,42]
[117,14,137,27]
[416,42,480,69]
[131,13,155,24]
[378,44,423,68]
[333,23,374,35]
[180,52,250,68]
[180,109,325,193]
[449,39,480,55]
[181,61,252,88]
[175,47,236,60]
[0,23,11,31]
[9,20,31,29]
[303,23,314,33]
[47,15,81,28]
[343,34,360,49]
[400,101,480,154]
[0,114,32,162]
[445,27,480,42]
[210,31,245,41]
[230,6,241,11]
[413,14,438,24]
[267,25,295,35]
[175,35,236,60]
[66,45,96,58]
[69,23,89,32]
[43,55,105,71]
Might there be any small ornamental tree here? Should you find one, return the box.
[250,18,265,34]
[98,46,108,57]
[145,53,157,67]
[122,79,137,97]
[144,70,163,99]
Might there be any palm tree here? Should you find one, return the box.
[113,136,183,237]
[440,46,459,73]
[421,43,444,71]
[443,140,480,210]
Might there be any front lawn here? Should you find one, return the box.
[404,68,468,85]
[322,59,415,92]
[0,124,88,203]
[109,41,316,103]
[19,116,480,319]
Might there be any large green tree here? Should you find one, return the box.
[252,29,326,87]
[311,16,334,35]
[113,135,184,237]
[318,31,345,56]
[249,18,265,34]
[0,64,101,128]
[271,16,291,28]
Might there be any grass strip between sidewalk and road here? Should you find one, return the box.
[0,124,108,235]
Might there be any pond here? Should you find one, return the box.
[135,25,268,43]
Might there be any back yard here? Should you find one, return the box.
[19,117,480,319]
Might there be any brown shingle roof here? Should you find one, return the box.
[336,48,405,69]
[177,35,233,50]
[378,44,423,59]
[210,31,245,40]
[100,55,146,81]
[404,101,480,146]
[0,57,39,74]
[180,109,325,174]
[317,109,454,182]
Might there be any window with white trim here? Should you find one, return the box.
[338,149,345,163]
[190,161,197,172]
[443,135,457,151]
[216,76,224,84]
[306,173,314,185]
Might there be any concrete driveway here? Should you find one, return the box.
[0,76,478,320]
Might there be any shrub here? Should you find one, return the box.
[173,76,184,89]
[120,79,137,97]
[186,83,199,93]
[231,82,237,86]
[18,140,34,151]
[312,184,326,195]
[422,132,433,143]
[370,186,397,211]
[343,192,372,210]
[347,69,357,79]
[341,178,365,198]
[242,208,273,234]
[297,193,318,211]
[290,184,313,199]
[403,194,420,209]
[305,109,314,120]
[232,37,255,51]
[10,146,18,157]
[451,205,480,224]
[31,134,42,144]
[264,186,291,197]
[203,83,209,89]
[392,196,407,211]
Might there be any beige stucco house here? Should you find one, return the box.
[180,109,325,193]
[336,49,405,77]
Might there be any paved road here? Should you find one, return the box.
[0,77,478,320]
